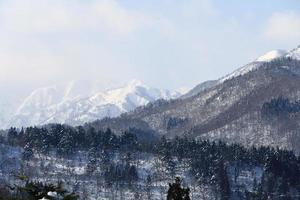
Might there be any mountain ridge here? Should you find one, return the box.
[88,45,300,152]
[3,80,184,129]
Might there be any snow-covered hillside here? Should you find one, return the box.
[4,80,182,128]
[90,45,300,153]
[180,46,300,100]
[219,46,300,83]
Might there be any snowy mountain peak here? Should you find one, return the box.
[16,86,61,115]
[220,46,300,83]
[256,49,288,62]
[7,80,182,128]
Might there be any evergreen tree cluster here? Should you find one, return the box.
[104,163,138,187]
[3,124,300,199]
[262,97,300,116]
[5,125,139,156]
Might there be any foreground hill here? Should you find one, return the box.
[89,46,300,152]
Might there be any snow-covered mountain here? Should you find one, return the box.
[183,48,298,99]
[256,49,288,62]
[89,45,300,152]
[4,80,182,128]
[219,47,300,83]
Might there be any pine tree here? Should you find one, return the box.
[86,147,97,174]
[127,165,138,186]
[7,127,19,146]
[145,175,152,200]
[22,143,34,160]
[167,177,191,200]
[216,159,230,200]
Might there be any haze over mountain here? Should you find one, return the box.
[0,80,183,129]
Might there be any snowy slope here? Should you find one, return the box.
[256,49,287,62]
[219,62,262,82]
[180,80,217,99]
[180,50,290,99]
[286,45,300,60]
[181,50,290,98]
[7,80,181,128]
[219,47,300,83]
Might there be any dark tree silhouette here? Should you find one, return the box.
[167,177,190,200]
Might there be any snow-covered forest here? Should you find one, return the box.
[1,125,300,199]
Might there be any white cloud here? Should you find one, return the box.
[0,0,297,92]
[0,0,170,35]
[0,0,175,84]
[264,11,300,41]
[0,35,131,83]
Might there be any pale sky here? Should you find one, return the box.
[0,0,300,94]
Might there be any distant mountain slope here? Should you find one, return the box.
[180,80,218,99]
[6,80,181,128]
[89,45,300,152]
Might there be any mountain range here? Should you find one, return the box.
[3,45,300,153]
[1,80,183,129]
[87,45,300,153]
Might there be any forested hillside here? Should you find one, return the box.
[1,125,300,199]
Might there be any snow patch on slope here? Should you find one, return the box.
[219,62,261,83]
[219,47,297,83]
[286,45,300,60]
[256,49,287,62]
